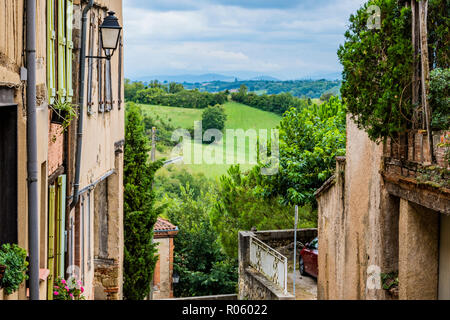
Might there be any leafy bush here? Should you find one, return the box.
[0,244,29,295]
[164,185,237,297]
[211,165,316,258]
[231,84,309,115]
[126,79,228,109]
[338,0,449,141]
[201,104,227,141]
[258,97,346,207]
[338,0,413,141]
[429,68,450,130]
[53,277,85,300]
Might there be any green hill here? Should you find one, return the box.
[139,102,281,178]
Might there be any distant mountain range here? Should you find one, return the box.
[133,72,343,84]
[136,73,284,84]
[137,74,236,83]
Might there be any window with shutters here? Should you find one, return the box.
[47,0,73,105]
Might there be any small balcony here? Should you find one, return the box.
[382,130,449,214]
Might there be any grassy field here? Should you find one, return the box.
[139,102,281,179]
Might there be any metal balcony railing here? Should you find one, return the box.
[249,236,288,294]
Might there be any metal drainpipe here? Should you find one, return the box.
[26,0,40,300]
[71,0,94,209]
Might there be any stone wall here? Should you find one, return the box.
[238,231,299,300]
[152,237,173,300]
[254,229,318,250]
[166,294,238,300]
[316,116,448,300]
[240,267,293,300]
[93,259,120,300]
[316,116,400,300]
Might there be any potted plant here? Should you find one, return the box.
[50,96,78,130]
[53,277,85,300]
[0,244,29,295]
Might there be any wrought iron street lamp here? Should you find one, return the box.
[173,272,180,284]
[87,11,122,60]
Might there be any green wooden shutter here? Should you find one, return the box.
[47,0,56,104]
[66,0,74,102]
[47,186,56,300]
[57,0,66,100]
[57,175,66,278]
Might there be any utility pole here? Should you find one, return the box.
[293,205,298,297]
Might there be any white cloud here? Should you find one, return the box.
[123,0,367,79]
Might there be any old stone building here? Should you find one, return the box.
[151,218,179,300]
[0,0,124,300]
[316,116,449,300]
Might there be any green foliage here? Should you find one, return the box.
[231,89,308,115]
[201,104,227,140]
[161,182,237,297]
[429,68,450,130]
[123,103,163,300]
[338,0,449,141]
[51,95,78,131]
[53,277,85,300]
[211,165,316,258]
[427,0,450,69]
[155,167,211,201]
[338,0,414,141]
[437,133,450,166]
[381,271,399,290]
[260,97,346,207]
[125,78,145,102]
[184,79,342,99]
[125,79,228,109]
[0,244,29,295]
[320,92,334,102]
[141,112,177,151]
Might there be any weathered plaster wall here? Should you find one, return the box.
[1,0,50,300]
[317,117,400,300]
[69,0,124,300]
[153,238,171,300]
[317,160,345,300]
[399,200,439,300]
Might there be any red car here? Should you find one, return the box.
[299,237,318,278]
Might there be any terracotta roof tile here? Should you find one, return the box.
[154,217,178,232]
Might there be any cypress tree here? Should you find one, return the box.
[123,103,162,300]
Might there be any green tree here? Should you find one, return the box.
[338,0,448,141]
[211,165,316,258]
[168,82,185,94]
[124,79,145,102]
[429,68,450,130]
[164,185,237,297]
[265,97,346,206]
[123,103,162,300]
[201,104,227,140]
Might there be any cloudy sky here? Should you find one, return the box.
[123,0,367,80]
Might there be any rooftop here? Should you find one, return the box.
[154,218,179,238]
